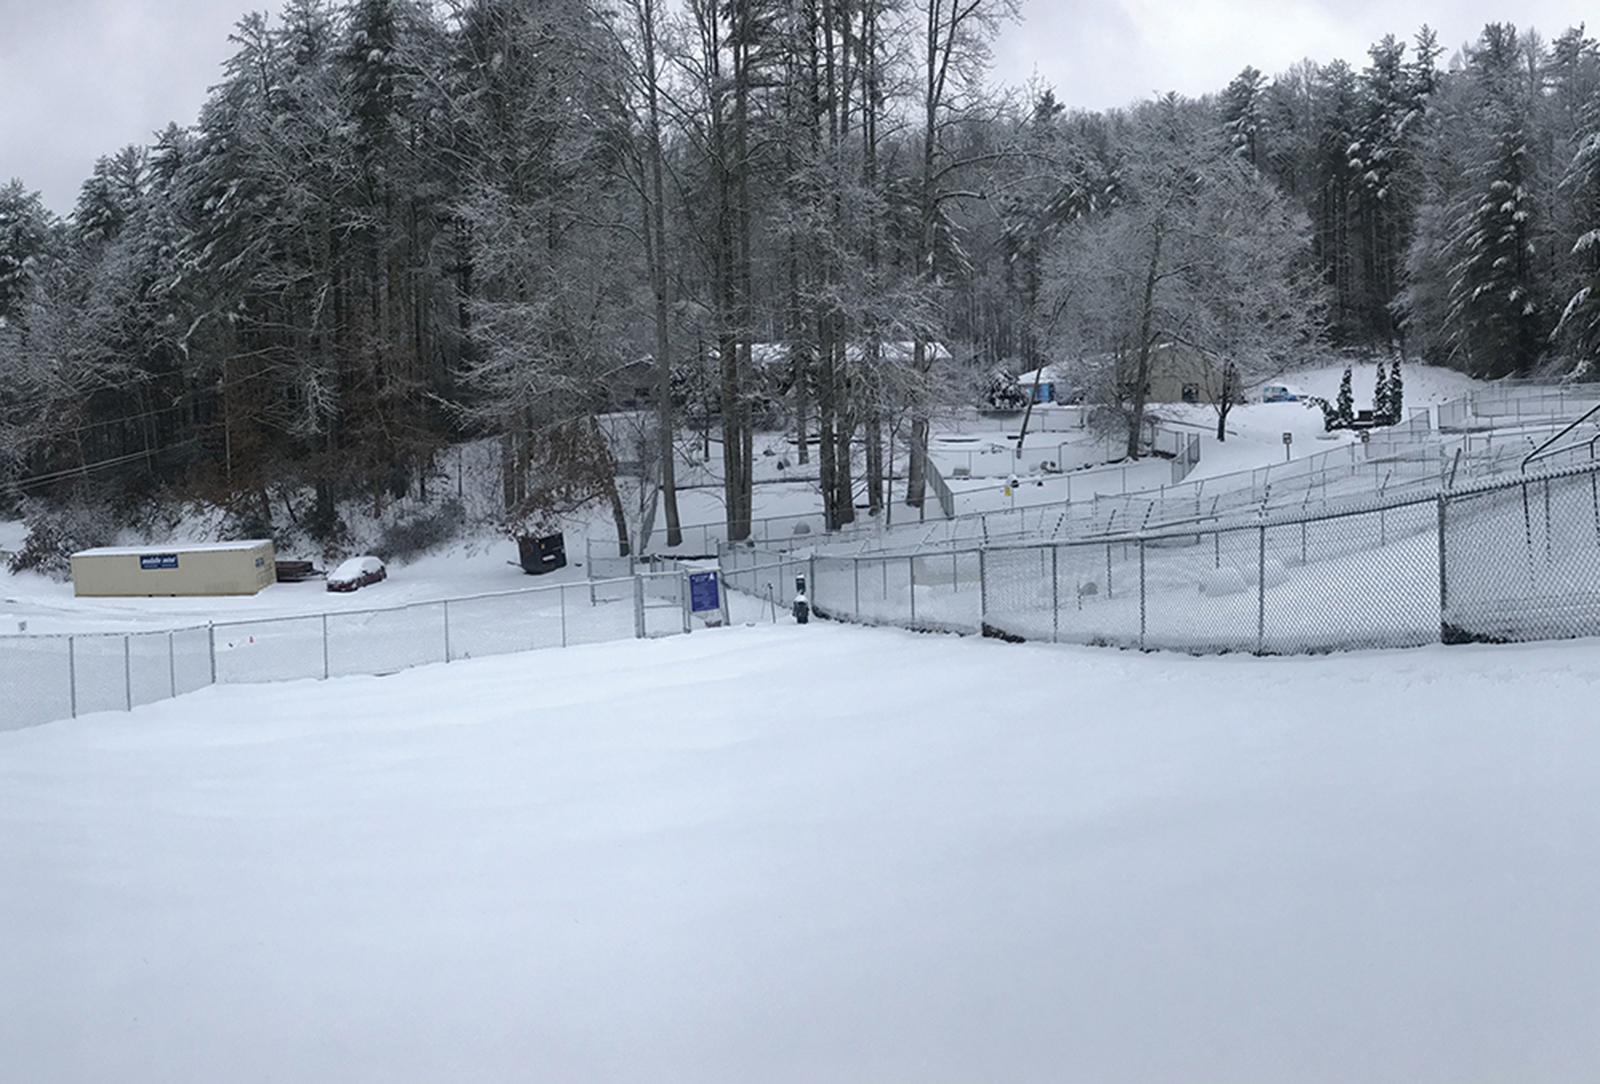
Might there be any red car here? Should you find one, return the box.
[327,555,387,592]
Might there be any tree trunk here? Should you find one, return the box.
[832,339,855,528]
[866,414,883,515]
[607,479,631,558]
[818,316,839,531]
[638,0,681,548]
[1125,220,1166,460]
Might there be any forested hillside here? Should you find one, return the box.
[1,3,1597,552]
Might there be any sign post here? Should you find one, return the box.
[1282,431,1293,461]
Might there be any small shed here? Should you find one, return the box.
[70,540,276,598]
[1015,364,1075,403]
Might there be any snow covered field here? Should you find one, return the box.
[665,361,1492,540]
[0,536,577,637]
[4,622,1599,1083]
[5,363,1600,1080]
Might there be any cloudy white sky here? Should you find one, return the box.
[1,0,1595,215]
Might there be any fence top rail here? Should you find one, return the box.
[965,492,1438,554]
[210,574,646,629]
[1088,487,1439,541]
[668,431,1195,546]
[735,453,1600,572]
[0,621,215,642]
[1451,450,1600,497]
[815,463,1451,558]
[774,486,1443,565]
[0,575,650,642]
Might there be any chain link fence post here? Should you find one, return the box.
[168,631,176,699]
[1256,524,1267,654]
[124,635,132,711]
[443,599,453,661]
[1437,492,1448,639]
[909,555,917,625]
[322,613,330,679]
[979,548,988,628]
[1139,539,1147,651]
[208,623,216,685]
[634,575,646,638]
[1051,545,1060,643]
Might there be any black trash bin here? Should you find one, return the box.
[517,532,567,575]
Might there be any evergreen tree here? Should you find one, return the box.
[0,181,53,326]
[1550,28,1600,371]
[1438,25,1548,376]
[1336,366,1355,427]
[1312,60,1362,340]
[1389,357,1404,418]
[1220,66,1266,168]
[1373,357,1391,422]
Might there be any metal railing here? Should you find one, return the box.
[653,417,1600,568]
[640,423,1204,556]
[723,456,1600,655]
[1436,383,1600,431]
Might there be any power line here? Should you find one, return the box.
[7,439,200,491]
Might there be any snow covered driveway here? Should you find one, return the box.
[4,624,1599,1082]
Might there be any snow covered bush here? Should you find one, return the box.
[9,496,122,579]
[1302,395,1340,431]
[980,367,1031,411]
[373,499,466,564]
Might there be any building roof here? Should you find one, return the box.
[1015,365,1073,386]
[73,540,272,558]
[743,341,954,367]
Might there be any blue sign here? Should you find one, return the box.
[688,570,721,613]
[140,554,179,570]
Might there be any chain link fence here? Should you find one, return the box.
[14,448,1600,727]
[1,625,216,730]
[766,495,1440,653]
[1,569,708,731]
[1442,462,1600,643]
[724,460,1600,654]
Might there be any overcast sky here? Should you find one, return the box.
[2,0,1596,216]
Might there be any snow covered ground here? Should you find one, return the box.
[5,362,1600,1080]
[0,537,594,637]
[724,360,1487,526]
[4,622,1599,1083]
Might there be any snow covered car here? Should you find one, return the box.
[327,555,386,592]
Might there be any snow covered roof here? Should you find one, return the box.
[1015,365,1072,386]
[73,540,272,557]
[742,341,954,367]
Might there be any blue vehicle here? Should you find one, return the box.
[1262,384,1298,403]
